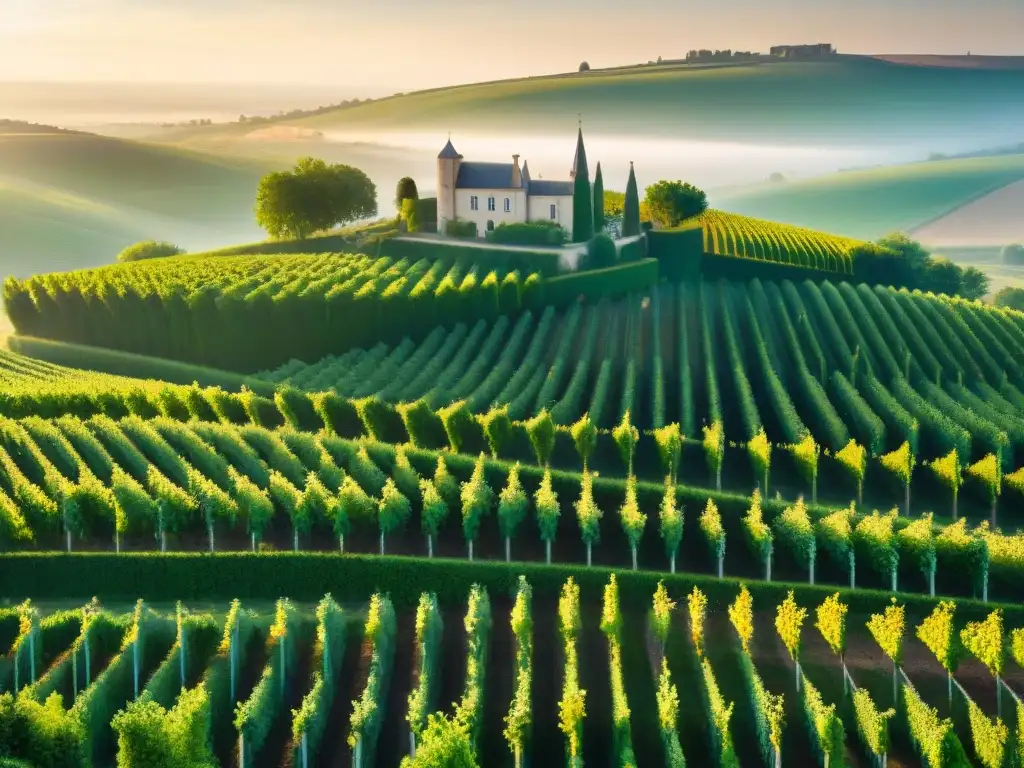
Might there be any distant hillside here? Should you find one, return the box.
[715,153,1024,241]
[164,57,1024,150]
[0,130,271,282]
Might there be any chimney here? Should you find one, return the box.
[511,154,522,187]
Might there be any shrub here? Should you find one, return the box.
[487,221,568,246]
[644,181,708,228]
[444,219,478,239]
[116,240,184,263]
[580,233,617,270]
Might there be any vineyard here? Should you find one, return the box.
[699,210,862,274]
[1,253,543,372]
[1,571,1023,768]
[6,209,1024,767]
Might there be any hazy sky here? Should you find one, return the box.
[3,0,1022,92]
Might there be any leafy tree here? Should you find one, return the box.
[959,266,989,300]
[377,478,411,555]
[570,414,597,469]
[619,475,646,570]
[574,471,603,566]
[687,587,708,656]
[395,176,419,208]
[534,469,560,564]
[658,478,684,574]
[612,411,640,475]
[604,190,626,218]
[117,240,184,263]
[643,180,708,228]
[728,585,754,653]
[650,581,676,655]
[255,157,376,239]
[867,599,905,703]
[653,423,682,485]
[419,478,448,558]
[525,410,555,467]
[916,601,963,706]
[460,454,493,561]
[498,464,529,562]
[578,61,591,72]
[815,593,849,687]
[994,286,1024,311]
[775,591,808,690]
[401,198,420,232]
[960,610,1006,707]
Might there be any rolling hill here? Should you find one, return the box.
[164,56,1024,150]
[0,127,271,284]
[715,153,1024,242]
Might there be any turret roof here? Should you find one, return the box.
[438,139,462,159]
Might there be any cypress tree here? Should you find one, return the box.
[571,128,594,243]
[622,161,641,237]
[593,162,605,232]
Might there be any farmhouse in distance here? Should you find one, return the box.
[436,129,588,239]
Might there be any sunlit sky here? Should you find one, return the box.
[2,0,1022,92]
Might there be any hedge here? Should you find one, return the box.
[537,259,659,309]
[2,553,1021,624]
[379,237,565,277]
[6,337,275,395]
[616,235,647,263]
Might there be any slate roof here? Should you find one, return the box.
[456,161,515,189]
[527,179,573,196]
[438,139,462,159]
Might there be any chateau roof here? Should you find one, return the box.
[455,161,516,188]
[438,139,462,159]
[527,179,573,196]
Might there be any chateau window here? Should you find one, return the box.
[470,196,478,211]
[487,197,496,211]
[549,204,557,220]
[504,197,511,213]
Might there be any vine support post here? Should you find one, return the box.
[849,550,856,589]
[301,732,309,768]
[717,553,723,579]
[546,540,551,565]
[379,532,385,556]
[670,552,676,574]
[340,534,345,554]
[468,539,474,562]
[929,563,935,597]
[294,529,299,552]
[426,534,431,558]
[631,546,637,571]
[766,550,771,582]
[587,543,592,567]
[506,537,511,563]
[251,532,256,552]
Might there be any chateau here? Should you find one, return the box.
[436,129,590,239]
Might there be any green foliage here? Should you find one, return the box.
[116,240,184,263]
[801,677,844,768]
[728,585,754,654]
[698,500,725,571]
[348,593,396,764]
[612,411,640,475]
[658,479,683,567]
[851,688,893,759]
[378,478,411,541]
[401,713,479,768]
[903,682,971,768]
[407,593,443,741]
[854,510,899,585]
[644,181,708,228]
[524,410,555,467]
[960,609,1005,679]
[557,578,586,762]
[815,593,848,659]
[618,476,646,564]
[653,424,682,484]
[453,585,491,751]
[740,489,773,576]
[622,164,641,238]
[580,233,617,270]
[534,469,560,546]
[966,454,1002,503]
[569,414,597,470]
[573,471,603,552]
[655,658,686,767]
[497,464,529,543]
[772,497,816,579]
[395,177,418,208]
[650,581,676,650]
[965,698,1008,768]
[916,601,962,675]
[867,600,905,666]
[488,221,568,246]
[478,406,513,459]
[460,455,493,548]
[775,591,807,663]
[256,157,377,240]
[503,577,532,763]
